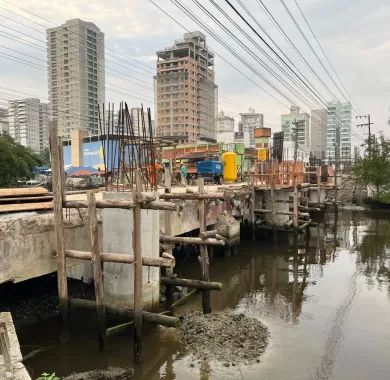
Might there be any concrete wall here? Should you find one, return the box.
[0,211,94,285]
[102,192,160,310]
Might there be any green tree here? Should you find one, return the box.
[0,134,42,187]
[352,136,390,198]
[38,147,50,165]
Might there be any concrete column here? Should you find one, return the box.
[102,192,160,310]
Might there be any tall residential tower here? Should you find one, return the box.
[326,101,351,162]
[47,19,105,139]
[8,98,48,152]
[281,106,310,148]
[155,32,218,144]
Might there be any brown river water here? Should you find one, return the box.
[17,209,390,379]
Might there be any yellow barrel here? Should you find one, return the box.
[222,151,238,183]
[257,148,269,161]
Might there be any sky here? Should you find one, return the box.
[0,0,389,145]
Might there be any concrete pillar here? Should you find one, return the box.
[264,189,290,226]
[102,192,160,310]
[70,129,88,167]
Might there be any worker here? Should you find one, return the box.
[180,163,187,186]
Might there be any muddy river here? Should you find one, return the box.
[16,209,390,379]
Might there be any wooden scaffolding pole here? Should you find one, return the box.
[49,122,68,324]
[198,178,211,314]
[87,191,106,348]
[163,168,174,310]
[133,168,143,362]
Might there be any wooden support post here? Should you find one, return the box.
[164,168,174,310]
[334,144,339,211]
[317,167,321,206]
[293,164,299,229]
[133,168,143,363]
[0,326,11,373]
[198,178,211,314]
[49,122,69,329]
[87,191,106,348]
[251,185,256,241]
[271,162,277,242]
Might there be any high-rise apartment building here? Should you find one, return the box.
[310,109,327,159]
[0,108,9,134]
[281,106,310,148]
[239,108,264,148]
[217,110,234,133]
[39,103,49,151]
[216,110,234,144]
[8,98,48,152]
[326,101,351,162]
[47,19,105,139]
[155,31,218,144]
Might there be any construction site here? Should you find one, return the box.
[0,102,358,380]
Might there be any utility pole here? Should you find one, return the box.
[356,114,374,158]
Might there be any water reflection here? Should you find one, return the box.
[18,210,390,380]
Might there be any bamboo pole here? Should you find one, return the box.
[198,178,211,314]
[159,192,225,200]
[64,199,177,211]
[49,122,68,325]
[293,164,299,229]
[164,169,174,310]
[317,167,321,206]
[161,277,222,290]
[88,191,106,348]
[65,250,175,268]
[69,298,179,327]
[271,162,277,241]
[133,168,143,362]
[159,235,225,246]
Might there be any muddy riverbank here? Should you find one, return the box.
[179,311,269,366]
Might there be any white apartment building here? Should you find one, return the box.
[281,106,310,148]
[326,101,351,162]
[39,103,49,151]
[0,108,9,134]
[47,19,105,139]
[8,98,48,152]
[216,110,234,144]
[310,109,327,159]
[239,108,264,148]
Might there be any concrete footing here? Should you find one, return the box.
[102,192,160,310]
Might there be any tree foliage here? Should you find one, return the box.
[352,136,390,198]
[0,133,42,187]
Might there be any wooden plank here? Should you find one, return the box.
[88,191,106,347]
[65,250,175,268]
[0,187,49,198]
[49,122,68,322]
[0,195,53,203]
[0,202,53,213]
[133,168,143,363]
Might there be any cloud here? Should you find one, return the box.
[0,0,388,137]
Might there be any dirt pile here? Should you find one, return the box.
[179,311,269,366]
[63,367,134,380]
